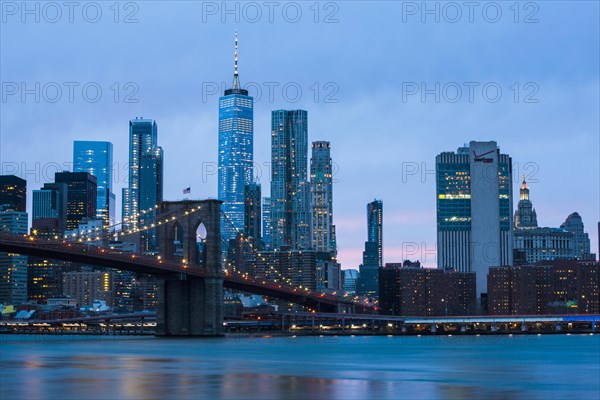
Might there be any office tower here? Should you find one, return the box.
[73,141,115,227]
[560,212,594,260]
[28,257,73,303]
[262,197,271,249]
[514,177,537,229]
[436,141,513,301]
[32,182,68,236]
[343,269,359,295]
[122,118,163,252]
[218,32,254,242]
[367,200,383,267]
[0,175,26,212]
[357,200,383,297]
[514,228,575,264]
[62,270,114,307]
[250,249,317,290]
[310,141,336,254]
[0,209,28,305]
[55,172,97,231]
[270,109,311,250]
[513,180,576,264]
[243,183,261,247]
[316,259,341,292]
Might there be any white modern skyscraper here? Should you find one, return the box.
[436,141,513,300]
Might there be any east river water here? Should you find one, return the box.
[1,334,598,399]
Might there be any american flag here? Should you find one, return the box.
[183,187,191,194]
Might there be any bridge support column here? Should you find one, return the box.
[491,323,497,332]
[521,323,527,332]
[431,324,437,334]
[156,276,224,337]
[592,322,597,332]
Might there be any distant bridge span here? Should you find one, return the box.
[0,233,360,313]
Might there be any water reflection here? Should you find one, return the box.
[1,335,598,400]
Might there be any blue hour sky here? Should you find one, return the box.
[1,1,598,268]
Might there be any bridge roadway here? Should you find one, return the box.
[0,233,360,312]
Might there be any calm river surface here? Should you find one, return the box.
[1,334,599,399]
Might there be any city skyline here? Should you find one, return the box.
[1,2,598,269]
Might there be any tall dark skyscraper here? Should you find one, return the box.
[244,182,261,247]
[218,32,254,242]
[0,175,26,212]
[310,141,336,255]
[0,209,28,305]
[436,141,513,300]
[270,109,311,250]
[55,172,97,231]
[0,180,28,305]
[122,118,163,252]
[357,199,383,297]
[73,141,115,227]
[262,197,271,249]
[367,200,383,267]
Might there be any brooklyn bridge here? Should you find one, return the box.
[0,199,364,336]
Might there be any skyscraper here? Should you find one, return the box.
[310,141,336,254]
[367,200,383,267]
[357,199,383,297]
[436,141,513,301]
[32,182,68,236]
[122,118,163,252]
[0,175,26,212]
[0,204,28,305]
[73,141,115,227]
[560,212,593,260]
[514,177,537,229]
[55,172,97,231]
[262,197,271,249]
[244,182,261,247]
[513,180,578,264]
[218,32,254,242]
[270,109,311,250]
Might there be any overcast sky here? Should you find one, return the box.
[1,1,598,268]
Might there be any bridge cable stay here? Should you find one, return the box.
[218,210,356,305]
[219,210,298,287]
[62,203,203,244]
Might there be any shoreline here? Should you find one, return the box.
[0,329,596,338]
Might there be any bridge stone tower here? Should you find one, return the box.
[155,199,224,336]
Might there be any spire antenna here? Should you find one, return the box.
[233,31,240,90]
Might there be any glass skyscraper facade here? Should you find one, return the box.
[243,183,261,246]
[73,141,114,227]
[0,175,26,212]
[218,33,254,242]
[270,109,311,250]
[122,118,163,252]
[0,207,28,305]
[262,197,271,249]
[55,172,97,231]
[357,200,383,297]
[436,141,513,300]
[310,141,336,254]
[367,200,383,267]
